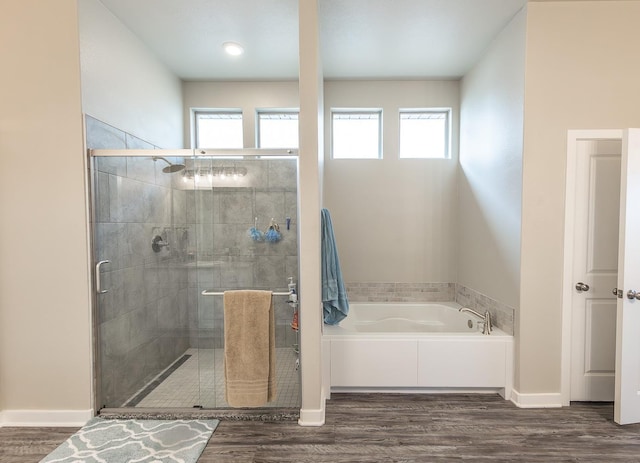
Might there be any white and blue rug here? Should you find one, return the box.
[40,418,219,463]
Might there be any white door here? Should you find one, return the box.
[570,139,621,401]
[614,129,640,425]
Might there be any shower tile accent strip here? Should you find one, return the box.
[122,354,192,407]
[345,282,455,302]
[455,284,515,335]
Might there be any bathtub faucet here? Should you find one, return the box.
[459,307,492,335]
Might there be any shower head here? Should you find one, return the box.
[162,163,186,173]
[152,156,186,173]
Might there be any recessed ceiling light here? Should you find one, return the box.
[223,42,244,56]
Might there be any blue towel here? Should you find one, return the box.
[321,208,349,325]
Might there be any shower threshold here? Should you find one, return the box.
[98,407,300,422]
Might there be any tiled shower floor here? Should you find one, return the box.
[129,348,300,409]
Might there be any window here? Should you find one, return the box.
[257,111,299,148]
[399,109,450,159]
[194,110,243,149]
[331,110,382,159]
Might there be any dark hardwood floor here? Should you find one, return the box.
[3,393,640,462]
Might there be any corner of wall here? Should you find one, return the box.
[79,0,184,148]
[457,3,525,313]
[510,389,562,409]
[298,407,326,427]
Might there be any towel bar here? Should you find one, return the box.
[201,290,293,296]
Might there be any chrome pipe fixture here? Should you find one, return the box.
[459,307,493,335]
[89,148,298,158]
[201,290,293,296]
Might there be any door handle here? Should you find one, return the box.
[576,282,590,292]
[613,288,623,298]
[627,290,640,301]
[96,260,110,294]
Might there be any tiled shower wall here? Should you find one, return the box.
[88,116,190,407]
[345,282,455,303]
[187,158,299,350]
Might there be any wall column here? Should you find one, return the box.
[297,0,325,426]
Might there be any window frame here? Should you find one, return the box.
[193,109,244,149]
[256,109,300,149]
[330,108,383,160]
[398,108,452,160]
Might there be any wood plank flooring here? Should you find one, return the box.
[3,393,640,462]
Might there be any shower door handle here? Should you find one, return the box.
[95,260,110,294]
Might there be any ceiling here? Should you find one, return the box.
[99,0,526,81]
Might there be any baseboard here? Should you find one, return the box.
[298,407,325,427]
[0,409,93,427]
[510,389,563,408]
[331,386,505,395]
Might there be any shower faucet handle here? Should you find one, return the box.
[151,235,169,252]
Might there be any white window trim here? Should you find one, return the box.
[256,108,300,148]
[192,108,243,149]
[399,108,452,159]
[330,108,383,160]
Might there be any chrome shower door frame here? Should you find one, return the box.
[88,148,299,414]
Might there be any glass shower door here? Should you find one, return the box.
[90,150,301,411]
[92,153,194,409]
[192,154,301,409]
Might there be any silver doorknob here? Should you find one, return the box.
[576,282,590,292]
[627,290,640,300]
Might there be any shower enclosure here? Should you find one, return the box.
[89,148,300,411]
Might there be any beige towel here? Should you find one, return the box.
[223,290,276,407]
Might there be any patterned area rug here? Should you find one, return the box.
[40,418,219,463]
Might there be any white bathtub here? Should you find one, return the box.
[322,302,513,398]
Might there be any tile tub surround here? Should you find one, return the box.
[345,282,455,303]
[455,284,515,335]
[344,281,514,335]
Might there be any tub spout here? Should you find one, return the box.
[459,307,492,335]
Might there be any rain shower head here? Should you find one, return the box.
[152,156,186,173]
[162,163,186,173]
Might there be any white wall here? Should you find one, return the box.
[298,0,325,425]
[458,7,526,310]
[0,0,92,425]
[323,80,459,283]
[519,0,640,395]
[78,0,183,148]
[182,81,299,148]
